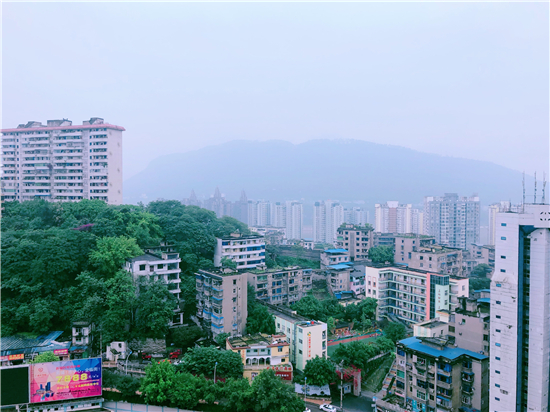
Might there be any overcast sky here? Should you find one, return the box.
[3,2,548,179]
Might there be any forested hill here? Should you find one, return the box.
[124,139,525,205]
[1,199,249,338]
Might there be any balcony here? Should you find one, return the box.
[461,373,474,383]
[462,387,473,396]
[437,381,452,390]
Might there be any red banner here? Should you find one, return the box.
[53,349,69,356]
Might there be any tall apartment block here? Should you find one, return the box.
[344,207,369,226]
[285,201,303,240]
[125,245,183,326]
[271,202,287,228]
[423,194,480,249]
[375,201,423,234]
[214,233,266,269]
[267,304,328,372]
[394,337,489,412]
[313,200,345,244]
[488,201,522,246]
[247,266,312,305]
[195,268,248,338]
[1,118,123,203]
[378,267,450,325]
[490,204,550,412]
[336,224,374,261]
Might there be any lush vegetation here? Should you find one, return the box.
[176,346,244,380]
[471,263,492,277]
[368,246,395,264]
[140,359,304,412]
[330,338,394,375]
[246,285,276,335]
[383,322,407,344]
[265,245,320,269]
[469,277,491,292]
[291,295,377,326]
[303,356,337,386]
[30,351,60,364]
[103,370,142,401]
[1,199,248,339]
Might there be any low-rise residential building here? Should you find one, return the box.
[267,304,328,372]
[449,295,490,356]
[395,336,489,412]
[247,266,312,306]
[449,277,469,312]
[326,264,352,294]
[195,268,248,338]
[335,224,374,261]
[350,269,366,297]
[468,244,495,268]
[226,333,293,381]
[373,232,396,248]
[364,263,392,300]
[395,235,464,277]
[125,245,183,325]
[378,267,450,326]
[320,248,350,269]
[71,321,93,359]
[214,233,266,270]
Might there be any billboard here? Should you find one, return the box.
[0,366,30,406]
[30,358,101,404]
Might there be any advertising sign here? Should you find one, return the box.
[53,349,69,356]
[30,358,101,404]
[0,366,30,406]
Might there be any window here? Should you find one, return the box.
[278,347,283,352]
[299,339,302,344]
[298,349,302,354]
[496,370,500,374]
[495,384,500,388]
[496,301,501,305]
[496,315,501,319]
[501,223,507,226]
[500,269,506,273]
[139,264,146,271]
[496,283,502,287]
[495,343,501,347]
[496,329,501,333]
[233,279,237,285]
[501,256,506,259]
[495,357,500,360]
[495,398,500,401]
[501,237,506,240]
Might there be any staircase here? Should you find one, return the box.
[382,358,398,396]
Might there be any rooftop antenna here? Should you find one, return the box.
[534,171,537,204]
[543,171,547,204]
[522,172,526,212]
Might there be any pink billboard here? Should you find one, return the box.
[30,358,101,403]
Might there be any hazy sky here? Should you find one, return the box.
[3,2,548,179]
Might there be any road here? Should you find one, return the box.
[306,394,376,412]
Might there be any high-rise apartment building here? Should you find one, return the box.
[424,194,480,249]
[195,268,248,338]
[1,118,123,204]
[488,201,521,246]
[285,201,303,240]
[490,204,550,412]
[335,224,374,261]
[313,200,344,244]
[271,202,287,228]
[375,202,423,234]
[344,207,369,226]
[213,233,266,270]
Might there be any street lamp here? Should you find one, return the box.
[125,350,133,375]
[214,361,218,383]
[339,360,344,411]
[304,376,307,404]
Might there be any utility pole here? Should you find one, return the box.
[339,360,344,411]
[214,361,218,383]
[304,376,307,404]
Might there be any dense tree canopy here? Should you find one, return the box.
[291,295,378,325]
[246,285,276,335]
[177,346,244,380]
[384,322,407,344]
[331,338,394,373]
[368,246,395,264]
[30,352,60,364]
[303,356,337,386]
[1,199,248,338]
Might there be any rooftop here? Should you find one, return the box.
[128,253,165,263]
[398,337,488,361]
[197,268,244,277]
[219,233,264,241]
[227,333,288,349]
[328,263,353,270]
[265,303,326,327]
[0,331,64,352]
[247,266,304,275]
[324,249,349,254]
[415,319,448,329]
[1,118,125,133]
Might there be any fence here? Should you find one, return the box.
[104,401,195,412]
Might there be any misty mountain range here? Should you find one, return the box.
[124,139,526,207]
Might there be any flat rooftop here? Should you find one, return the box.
[219,234,264,241]
[399,337,488,361]
[266,304,325,327]
[227,333,288,349]
[127,253,165,263]
[324,249,349,254]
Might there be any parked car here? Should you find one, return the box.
[320,405,338,412]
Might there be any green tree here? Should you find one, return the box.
[327,316,335,333]
[179,346,243,380]
[215,333,231,347]
[247,305,276,335]
[331,341,377,369]
[135,277,178,338]
[221,257,237,269]
[471,263,492,277]
[291,295,323,320]
[223,378,254,412]
[89,236,142,278]
[384,322,407,344]
[368,246,394,264]
[140,359,177,405]
[303,356,337,386]
[30,351,60,364]
[102,270,137,342]
[169,372,203,409]
[469,277,491,292]
[169,325,205,351]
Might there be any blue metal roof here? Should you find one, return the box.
[477,298,490,303]
[398,337,488,361]
[324,249,349,254]
[475,289,491,293]
[0,331,63,353]
[328,263,353,270]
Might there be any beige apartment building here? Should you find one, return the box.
[1,118,123,204]
[226,333,293,381]
[394,336,489,412]
[335,224,374,261]
[196,268,248,338]
[267,304,328,372]
[247,266,312,306]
